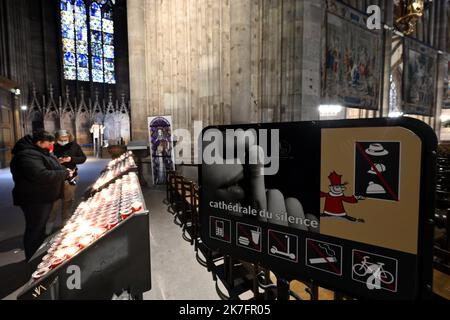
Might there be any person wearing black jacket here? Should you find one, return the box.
[46,130,87,234]
[10,130,72,261]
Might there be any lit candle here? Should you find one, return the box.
[79,235,94,248]
[32,268,50,280]
[131,201,143,212]
[51,257,65,268]
[64,246,79,258]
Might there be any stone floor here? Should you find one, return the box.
[142,186,217,300]
[0,157,218,300]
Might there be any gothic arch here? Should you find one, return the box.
[61,86,77,136]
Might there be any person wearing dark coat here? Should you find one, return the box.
[10,130,72,261]
[46,130,87,234]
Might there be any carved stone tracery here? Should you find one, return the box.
[26,83,130,146]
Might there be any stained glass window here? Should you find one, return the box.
[90,2,102,30]
[89,1,116,84]
[75,0,89,81]
[60,0,116,84]
[100,3,115,84]
[61,0,76,80]
[90,2,103,83]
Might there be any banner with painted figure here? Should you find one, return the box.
[148,116,175,185]
[403,39,438,116]
[322,0,382,110]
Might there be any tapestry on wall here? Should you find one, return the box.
[442,55,450,109]
[403,39,437,116]
[322,0,383,110]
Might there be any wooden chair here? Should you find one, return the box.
[170,175,185,222]
[180,178,195,244]
[192,184,200,251]
[165,170,176,204]
[214,257,259,300]
[192,185,225,280]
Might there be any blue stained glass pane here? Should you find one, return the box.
[62,39,75,53]
[102,19,114,33]
[75,3,87,41]
[77,54,88,68]
[103,33,114,45]
[104,45,114,59]
[90,18,102,31]
[61,22,74,39]
[75,12,86,23]
[75,25,87,41]
[92,69,104,83]
[91,30,102,43]
[64,66,77,80]
[61,12,74,22]
[105,71,115,84]
[61,7,74,86]
[90,2,101,18]
[77,42,88,54]
[75,0,86,14]
[92,42,103,56]
[61,0,74,12]
[103,7,113,20]
[104,58,114,71]
[78,68,89,81]
[64,51,76,66]
[61,9,74,39]
[92,56,103,70]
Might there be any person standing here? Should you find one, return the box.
[46,130,87,234]
[10,130,73,261]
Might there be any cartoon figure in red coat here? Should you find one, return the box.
[320,171,365,223]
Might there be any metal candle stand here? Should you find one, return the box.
[18,153,151,300]
[84,151,138,198]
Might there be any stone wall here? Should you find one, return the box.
[128,0,322,141]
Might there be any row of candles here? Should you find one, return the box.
[92,151,136,191]
[32,172,144,281]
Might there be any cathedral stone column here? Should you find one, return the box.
[230,0,252,124]
[300,0,323,121]
[127,0,148,141]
